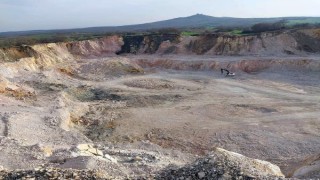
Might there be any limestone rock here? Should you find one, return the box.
[76,143,93,151]
[155,147,285,179]
[75,144,103,157]
[214,147,285,178]
[104,154,118,163]
[87,148,103,156]
[41,146,53,157]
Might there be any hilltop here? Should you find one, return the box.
[1,14,320,37]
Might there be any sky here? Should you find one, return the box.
[1,0,320,32]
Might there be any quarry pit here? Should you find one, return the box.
[0,30,320,179]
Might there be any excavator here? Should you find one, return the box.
[221,68,235,77]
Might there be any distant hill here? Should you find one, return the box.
[1,14,320,37]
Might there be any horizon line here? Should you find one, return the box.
[1,14,320,34]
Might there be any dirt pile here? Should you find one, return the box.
[0,145,287,179]
[157,147,285,179]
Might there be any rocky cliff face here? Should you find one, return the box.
[66,36,123,58]
[135,58,320,74]
[0,35,123,63]
[0,45,39,62]
[1,29,320,77]
[0,36,123,77]
[157,29,320,56]
[1,29,320,65]
[117,34,180,54]
[121,28,320,56]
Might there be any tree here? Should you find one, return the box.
[251,20,287,33]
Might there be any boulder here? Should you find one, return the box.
[104,154,118,163]
[213,147,284,178]
[76,143,93,151]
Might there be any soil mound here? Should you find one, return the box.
[156,148,285,179]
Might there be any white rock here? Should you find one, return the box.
[87,148,103,156]
[76,144,93,151]
[214,147,285,178]
[198,171,205,179]
[104,154,118,163]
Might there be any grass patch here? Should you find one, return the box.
[286,18,320,26]
[229,29,243,36]
[0,33,109,48]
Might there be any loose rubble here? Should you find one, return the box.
[155,148,285,180]
[0,147,289,179]
[0,167,107,180]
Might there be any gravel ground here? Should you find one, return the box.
[0,55,319,179]
[0,168,106,180]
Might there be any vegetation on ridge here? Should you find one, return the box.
[1,15,320,48]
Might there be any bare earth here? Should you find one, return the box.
[0,55,319,178]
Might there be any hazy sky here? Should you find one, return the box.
[1,0,320,32]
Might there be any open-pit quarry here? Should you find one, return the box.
[0,29,320,179]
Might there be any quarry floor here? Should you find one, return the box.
[0,55,319,178]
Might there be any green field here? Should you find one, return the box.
[286,17,320,26]
[229,29,243,35]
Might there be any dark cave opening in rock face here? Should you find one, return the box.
[117,34,180,54]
